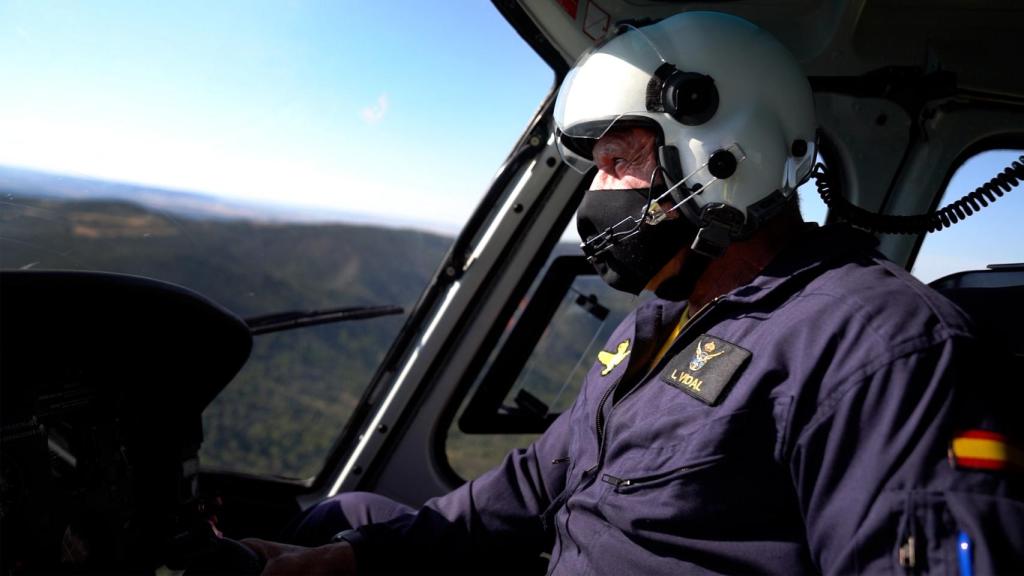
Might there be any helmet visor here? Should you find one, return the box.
[554,26,666,173]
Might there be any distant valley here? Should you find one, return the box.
[0,168,454,478]
[0,164,460,233]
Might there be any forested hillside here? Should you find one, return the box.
[1,193,452,478]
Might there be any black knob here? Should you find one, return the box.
[707,149,738,179]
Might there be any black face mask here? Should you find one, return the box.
[576,186,698,295]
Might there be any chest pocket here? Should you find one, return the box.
[597,407,789,539]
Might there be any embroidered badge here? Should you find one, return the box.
[660,334,750,405]
[948,429,1024,472]
[688,338,726,371]
[597,339,631,376]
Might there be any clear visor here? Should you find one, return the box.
[554,26,668,173]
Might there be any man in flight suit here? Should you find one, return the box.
[243,11,1023,575]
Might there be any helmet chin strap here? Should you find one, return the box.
[690,204,747,258]
[643,152,718,301]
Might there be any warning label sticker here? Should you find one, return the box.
[557,0,579,20]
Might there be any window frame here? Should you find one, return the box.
[458,254,598,434]
[905,135,1024,275]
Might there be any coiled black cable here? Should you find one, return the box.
[813,155,1024,234]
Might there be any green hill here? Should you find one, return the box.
[1,193,452,478]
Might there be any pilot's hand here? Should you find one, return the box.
[242,538,356,576]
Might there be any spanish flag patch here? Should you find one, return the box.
[948,430,1024,472]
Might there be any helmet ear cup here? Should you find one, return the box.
[646,63,719,126]
[664,72,719,125]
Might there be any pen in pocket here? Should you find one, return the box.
[957,530,973,576]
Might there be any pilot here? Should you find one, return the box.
[241,11,1022,575]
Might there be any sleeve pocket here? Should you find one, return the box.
[944,490,1024,575]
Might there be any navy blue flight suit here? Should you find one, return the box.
[293,224,1023,574]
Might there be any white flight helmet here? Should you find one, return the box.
[555,11,817,256]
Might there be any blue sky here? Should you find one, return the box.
[0,0,553,228]
[0,0,1019,280]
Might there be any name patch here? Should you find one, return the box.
[660,334,751,405]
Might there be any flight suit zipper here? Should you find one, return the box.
[553,296,725,575]
[587,295,726,475]
[612,296,724,408]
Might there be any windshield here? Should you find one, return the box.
[0,1,552,316]
[0,0,553,479]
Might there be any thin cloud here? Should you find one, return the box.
[360,93,390,125]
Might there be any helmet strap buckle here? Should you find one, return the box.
[692,204,746,258]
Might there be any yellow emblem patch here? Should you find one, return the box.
[597,339,631,376]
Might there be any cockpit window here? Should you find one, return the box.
[912,149,1024,284]
[0,1,552,479]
